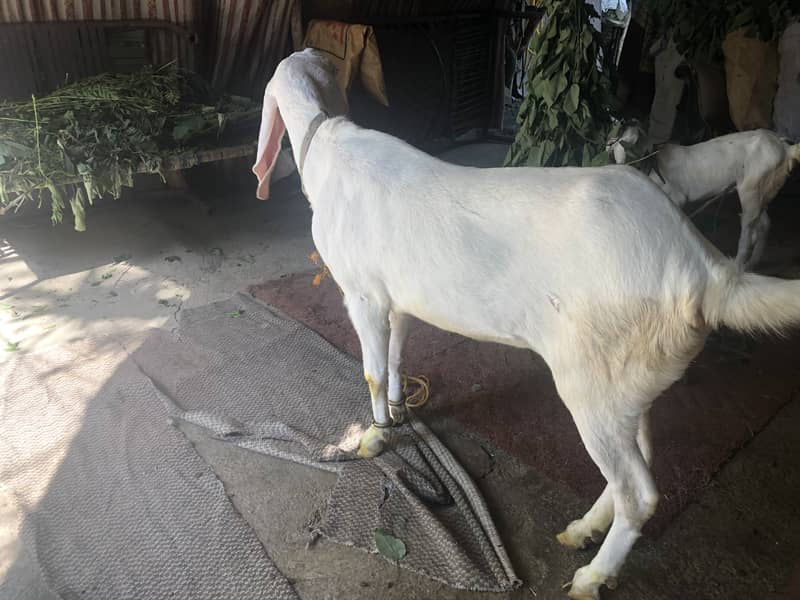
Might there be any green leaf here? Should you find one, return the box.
[541,139,556,165]
[546,15,558,39]
[70,187,87,232]
[541,78,556,106]
[530,76,546,98]
[172,115,207,142]
[374,529,406,562]
[590,150,609,166]
[526,145,544,167]
[0,140,33,159]
[554,73,568,99]
[548,111,559,130]
[4,340,19,352]
[564,84,580,115]
[582,144,592,166]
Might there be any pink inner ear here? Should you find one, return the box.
[252,95,286,200]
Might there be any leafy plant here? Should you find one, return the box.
[0,66,260,230]
[505,0,617,168]
[652,0,796,61]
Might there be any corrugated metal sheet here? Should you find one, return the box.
[0,1,197,70]
[0,20,196,99]
[304,0,498,21]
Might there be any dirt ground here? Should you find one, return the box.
[1,143,799,600]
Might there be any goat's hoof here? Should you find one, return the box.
[557,520,602,550]
[389,403,407,425]
[567,565,615,600]
[357,424,388,458]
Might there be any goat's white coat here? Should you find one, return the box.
[254,49,800,600]
[612,127,800,267]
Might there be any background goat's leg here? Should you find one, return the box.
[735,186,768,267]
[387,312,410,424]
[567,407,658,600]
[346,293,392,458]
[557,412,652,550]
[745,212,771,270]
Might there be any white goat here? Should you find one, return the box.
[611,126,800,268]
[253,49,800,600]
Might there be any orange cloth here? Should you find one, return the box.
[303,19,389,106]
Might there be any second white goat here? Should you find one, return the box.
[611,127,800,268]
[253,49,800,600]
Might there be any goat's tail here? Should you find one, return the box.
[704,266,800,334]
[789,143,800,171]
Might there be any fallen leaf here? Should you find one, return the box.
[4,341,19,352]
[227,309,244,318]
[374,529,406,563]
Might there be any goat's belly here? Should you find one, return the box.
[393,298,534,350]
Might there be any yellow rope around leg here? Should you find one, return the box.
[401,374,430,409]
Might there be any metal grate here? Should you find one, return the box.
[450,16,493,136]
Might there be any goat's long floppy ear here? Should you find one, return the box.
[252,93,286,200]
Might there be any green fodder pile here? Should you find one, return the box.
[0,65,259,230]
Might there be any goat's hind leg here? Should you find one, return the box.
[565,404,658,600]
[345,293,392,458]
[557,413,653,550]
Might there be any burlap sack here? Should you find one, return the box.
[303,20,390,107]
[722,28,779,131]
[774,22,800,140]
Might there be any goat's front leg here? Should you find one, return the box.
[345,293,392,458]
[558,413,653,549]
[566,408,658,600]
[387,312,410,424]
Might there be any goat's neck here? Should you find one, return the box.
[281,102,326,170]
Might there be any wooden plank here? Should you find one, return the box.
[1,143,258,193]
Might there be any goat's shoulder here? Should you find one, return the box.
[322,118,444,173]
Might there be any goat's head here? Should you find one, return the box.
[252,49,348,200]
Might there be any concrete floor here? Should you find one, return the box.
[2,143,799,600]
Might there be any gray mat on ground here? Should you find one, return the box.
[0,336,297,600]
[134,292,520,592]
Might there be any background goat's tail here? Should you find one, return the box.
[705,267,800,334]
[789,143,800,170]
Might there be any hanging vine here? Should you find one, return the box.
[505,0,619,168]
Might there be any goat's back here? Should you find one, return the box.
[306,121,719,352]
